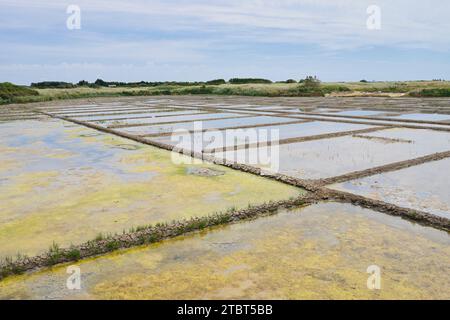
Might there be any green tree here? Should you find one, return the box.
[302,76,321,89]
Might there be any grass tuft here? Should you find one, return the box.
[46,241,62,265]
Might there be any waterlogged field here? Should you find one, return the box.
[75,110,205,122]
[321,110,388,117]
[330,158,450,219]
[97,112,245,128]
[1,96,450,300]
[388,113,450,122]
[0,202,448,300]
[118,116,297,136]
[153,121,376,153]
[0,117,302,259]
[285,114,450,130]
[215,128,450,179]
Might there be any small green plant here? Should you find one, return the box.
[135,225,147,232]
[106,240,120,251]
[66,247,81,261]
[46,241,62,265]
[216,214,232,224]
[147,233,160,243]
[0,256,25,276]
[95,233,104,241]
[15,252,28,262]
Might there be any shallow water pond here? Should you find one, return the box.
[118,116,295,135]
[153,121,375,153]
[322,110,387,117]
[98,113,245,127]
[389,113,450,122]
[49,106,168,116]
[291,114,450,129]
[0,118,302,259]
[214,128,450,179]
[79,110,203,122]
[1,202,448,300]
[330,158,450,219]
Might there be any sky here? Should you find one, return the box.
[0,0,449,84]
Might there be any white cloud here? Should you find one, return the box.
[1,0,449,82]
[2,0,450,50]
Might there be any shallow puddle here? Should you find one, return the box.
[118,116,294,135]
[98,113,245,127]
[79,110,203,122]
[311,108,342,113]
[291,114,450,129]
[1,202,448,300]
[323,110,387,117]
[329,158,450,218]
[0,118,302,259]
[152,121,375,152]
[214,128,450,179]
[389,113,450,122]
[246,106,287,111]
[50,107,169,116]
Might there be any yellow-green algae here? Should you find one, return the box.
[0,202,448,300]
[0,118,302,259]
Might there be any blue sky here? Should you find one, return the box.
[1,0,449,84]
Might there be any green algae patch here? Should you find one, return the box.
[0,118,302,259]
[1,202,448,300]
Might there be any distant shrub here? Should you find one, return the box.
[410,88,450,97]
[0,82,39,101]
[360,79,368,83]
[30,81,74,89]
[301,76,321,89]
[215,87,234,95]
[85,80,207,88]
[383,86,409,93]
[180,85,215,94]
[358,84,408,93]
[289,86,324,97]
[94,78,108,86]
[321,85,351,93]
[205,79,226,85]
[77,80,89,86]
[355,84,408,93]
[276,79,297,84]
[229,78,272,84]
